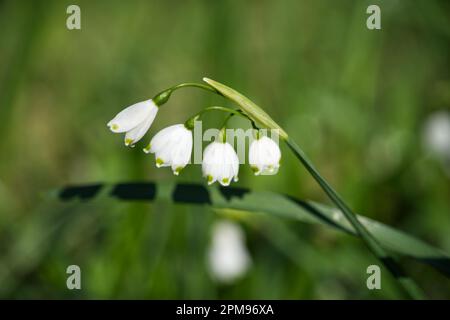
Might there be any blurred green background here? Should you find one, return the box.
[0,0,449,299]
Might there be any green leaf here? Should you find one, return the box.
[52,181,450,277]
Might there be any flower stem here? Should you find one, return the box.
[219,113,235,130]
[171,82,221,94]
[285,137,425,299]
[153,82,221,106]
[184,106,255,130]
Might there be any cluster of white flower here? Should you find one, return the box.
[107,97,281,186]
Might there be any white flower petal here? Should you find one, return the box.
[208,220,251,283]
[202,141,239,186]
[107,99,157,133]
[202,142,223,184]
[124,109,158,146]
[145,124,193,174]
[249,136,281,175]
[170,135,193,174]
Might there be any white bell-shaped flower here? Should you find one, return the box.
[144,124,193,175]
[423,111,450,158]
[202,141,239,186]
[249,136,281,175]
[107,99,158,147]
[207,220,251,283]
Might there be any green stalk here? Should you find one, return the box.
[286,138,424,299]
[202,77,425,299]
[185,106,256,130]
[152,82,221,106]
[171,82,220,94]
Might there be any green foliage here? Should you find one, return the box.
[0,0,449,298]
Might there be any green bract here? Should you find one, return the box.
[202,78,288,140]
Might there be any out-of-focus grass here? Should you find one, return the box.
[0,0,449,298]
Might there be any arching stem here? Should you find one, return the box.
[184,106,255,130]
[153,82,221,106]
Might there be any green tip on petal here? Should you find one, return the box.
[174,167,183,176]
[125,138,134,146]
[222,178,229,185]
[251,166,260,175]
[207,175,214,184]
[156,158,164,167]
[111,124,119,131]
[143,144,151,153]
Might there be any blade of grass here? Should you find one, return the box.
[285,138,424,299]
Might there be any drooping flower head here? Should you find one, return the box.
[107,79,285,186]
[144,124,193,175]
[107,99,158,147]
[202,141,239,186]
[249,135,281,175]
[207,220,251,283]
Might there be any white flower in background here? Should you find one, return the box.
[144,124,193,175]
[423,111,450,158]
[249,136,281,175]
[207,220,251,284]
[107,99,158,147]
[202,141,239,186]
